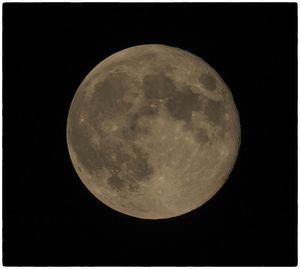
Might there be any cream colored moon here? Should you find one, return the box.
[66,44,240,219]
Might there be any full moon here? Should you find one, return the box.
[66,44,240,219]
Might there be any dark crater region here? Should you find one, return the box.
[89,71,137,120]
[165,87,203,123]
[143,73,174,99]
[199,73,217,91]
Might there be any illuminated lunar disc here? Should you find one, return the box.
[66,44,240,219]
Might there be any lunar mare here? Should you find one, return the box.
[67,44,240,219]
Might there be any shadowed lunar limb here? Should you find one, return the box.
[67,44,240,219]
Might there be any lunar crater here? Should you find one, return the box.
[199,73,218,91]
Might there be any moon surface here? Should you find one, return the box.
[66,44,240,219]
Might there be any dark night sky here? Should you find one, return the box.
[3,3,297,266]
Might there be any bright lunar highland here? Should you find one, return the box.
[67,44,240,219]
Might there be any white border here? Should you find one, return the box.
[0,1,298,269]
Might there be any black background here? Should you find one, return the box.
[3,3,297,266]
